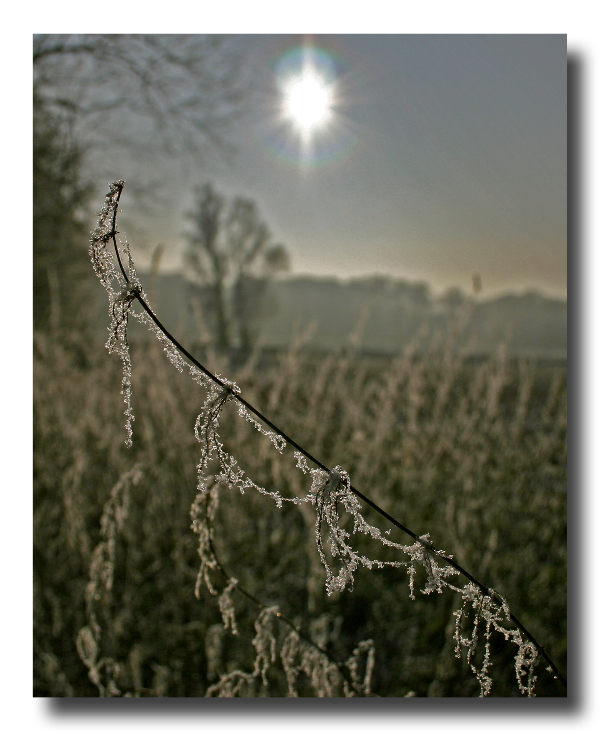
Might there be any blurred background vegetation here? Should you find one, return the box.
[33,35,566,697]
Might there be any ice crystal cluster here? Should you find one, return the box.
[295,454,460,598]
[90,180,194,446]
[452,583,540,697]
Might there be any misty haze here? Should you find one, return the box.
[33,34,567,698]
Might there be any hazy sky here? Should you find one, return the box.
[112,34,566,299]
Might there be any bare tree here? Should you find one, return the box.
[33,34,246,332]
[33,34,245,162]
[185,183,290,351]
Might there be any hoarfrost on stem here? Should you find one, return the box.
[88,181,557,697]
[304,465,459,598]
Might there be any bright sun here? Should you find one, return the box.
[282,70,332,134]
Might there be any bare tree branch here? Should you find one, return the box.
[33,34,246,160]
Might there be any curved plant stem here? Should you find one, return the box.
[107,185,566,693]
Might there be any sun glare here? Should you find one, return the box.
[266,45,353,167]
[283,71,332,133]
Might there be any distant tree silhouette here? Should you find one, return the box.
[184,183,290,351]
[33,87,93,331]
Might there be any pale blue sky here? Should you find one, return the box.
[103,34,566,299]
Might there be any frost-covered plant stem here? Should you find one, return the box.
[191,480,365,695]
[90,180,566,695]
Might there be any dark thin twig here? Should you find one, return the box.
[106,182,566,692]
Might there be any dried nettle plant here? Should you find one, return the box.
[86,180,566,697]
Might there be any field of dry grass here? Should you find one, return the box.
[33,322,567,696]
